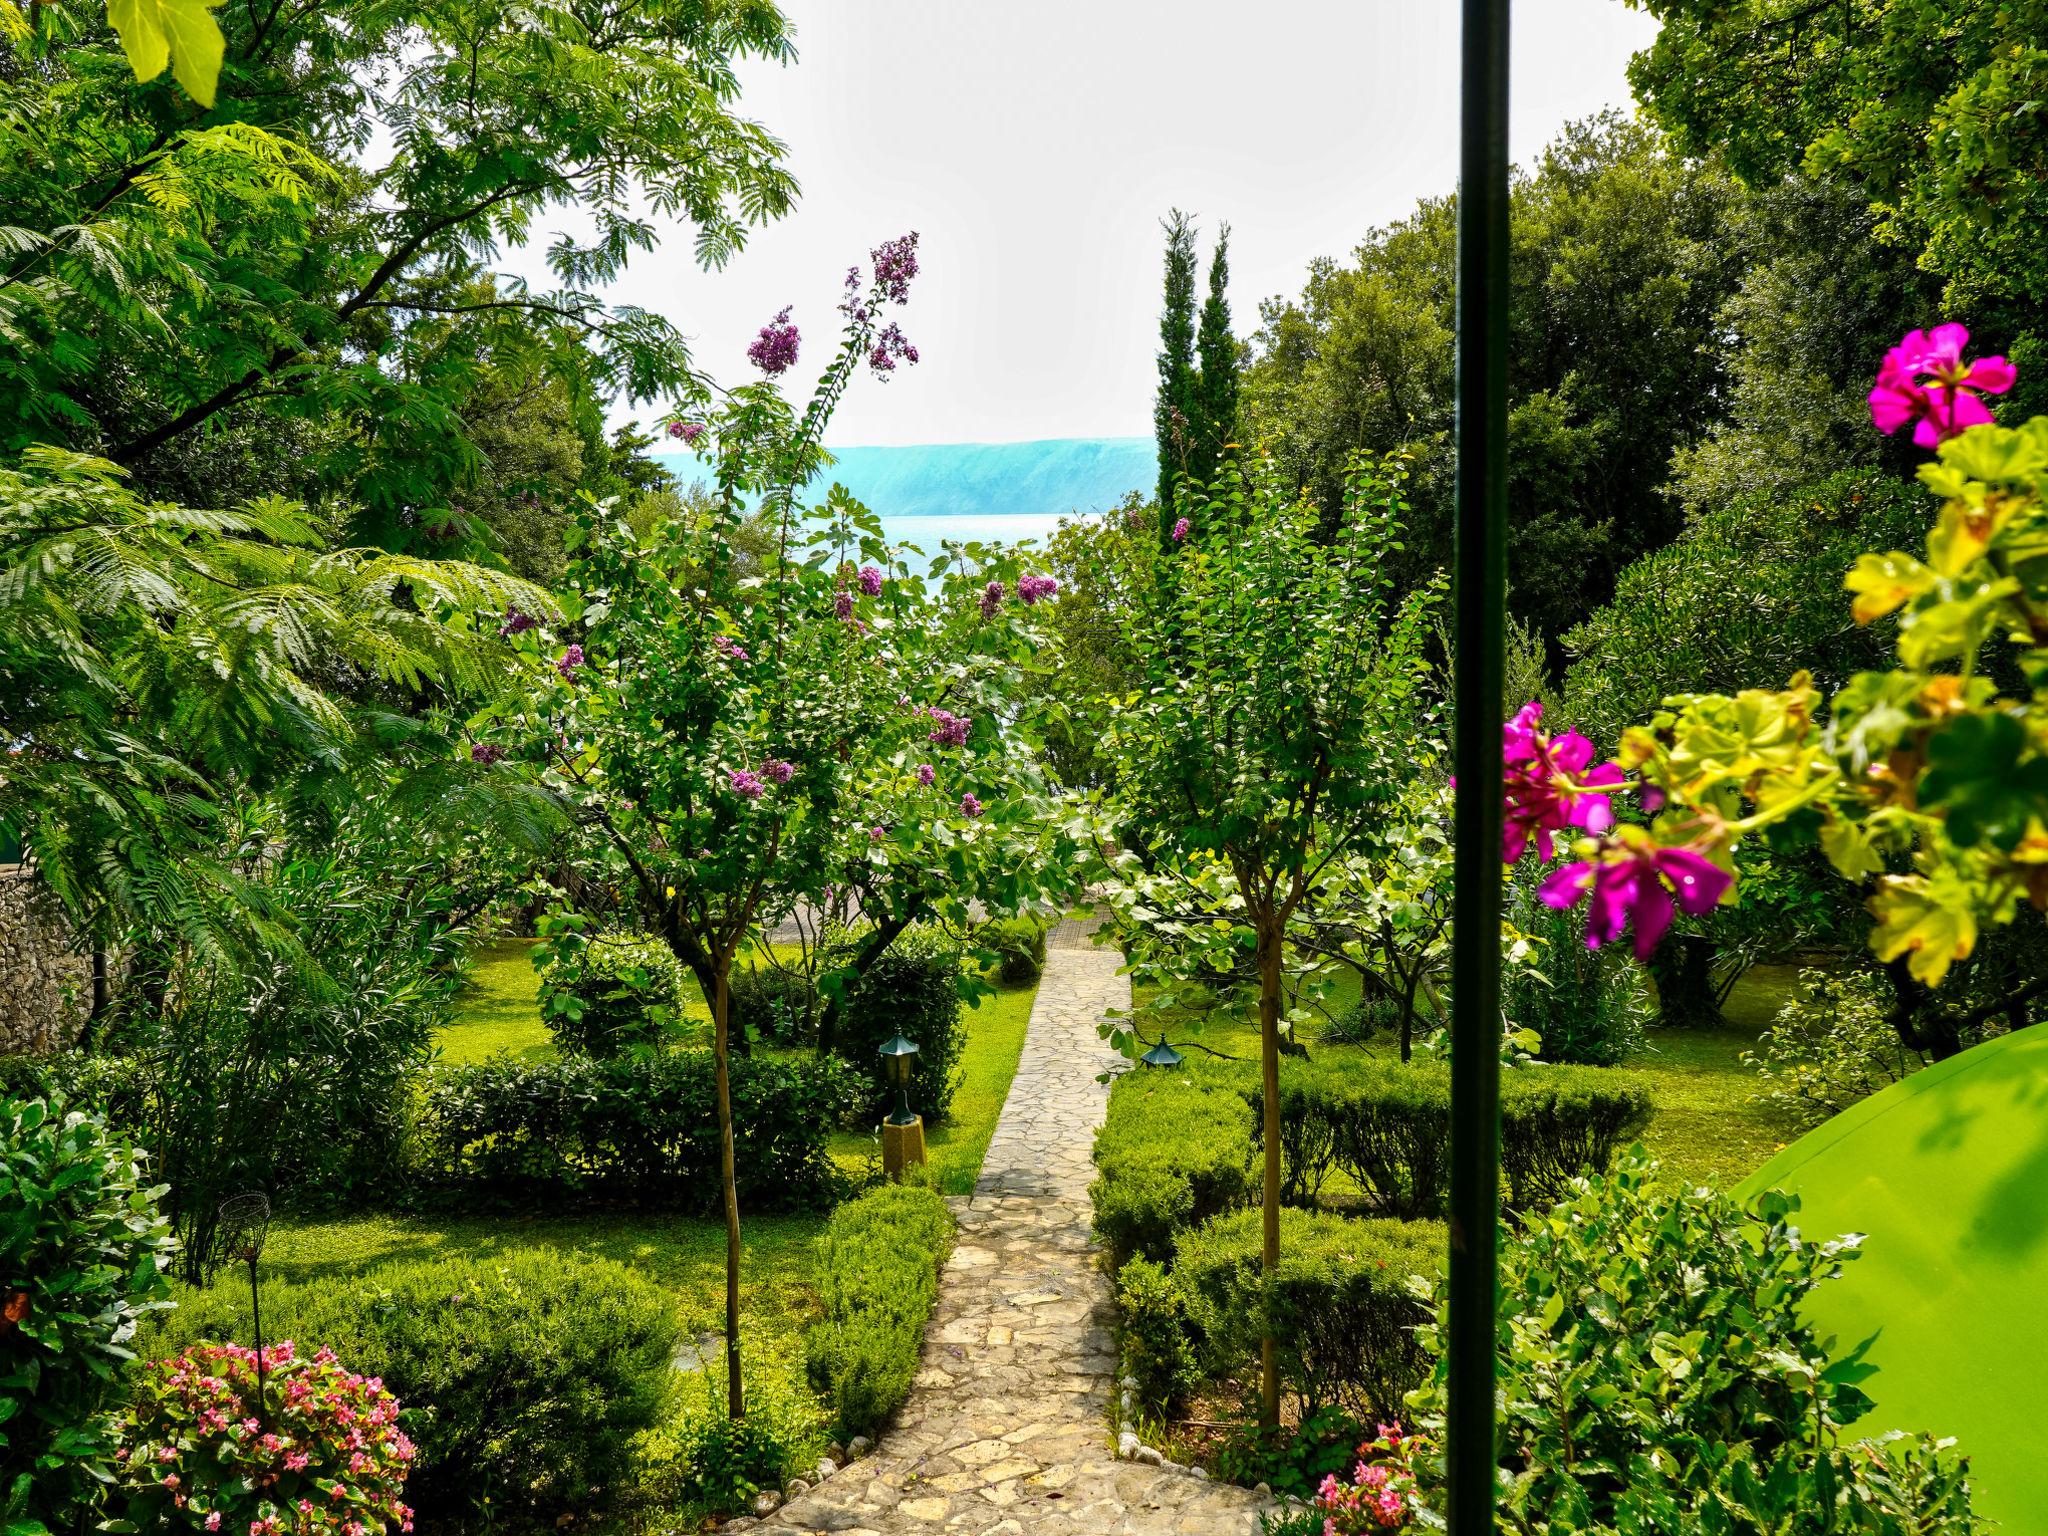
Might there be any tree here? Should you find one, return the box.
[1154,210,1199,541]
[480,241,1080,1419]
[1190,224,1240,490]
[1626,0,2048,326]
[0,0,799,552]
[1099,451,1439,1426]
[1242,115,1750,647]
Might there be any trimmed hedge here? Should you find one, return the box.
[729,964,821,1047]
[1091,1073,1256,1266]
[411,1050,866,1209]
[150,1247,678,1533]
[537,932,688,1056]
[1176,1207,1443,1425]
[1241,1058,1653,1217]
[804,1180,954,1436]
[976,916,1049,985]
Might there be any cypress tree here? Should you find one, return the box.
[1191,223,1239,490]
[1154,210,1199,545]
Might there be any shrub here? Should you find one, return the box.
[1090,1073,1255,1266]
[633,1340,829,1520]
[829,927,967,1124]
[113,1341,415,1535]
[1504,877,1652,1065]
[1242,1058,1651,1218]
[729,963,820,1047]
[805,1179,953,1436]
[1746,966,1927,1126]
[1176,1207,1441,1426]
[1408,1152,1977,1533]
[975,915,1049,985]
[538,931,688,1056]
[150,1246,678,1532]
[1116,1256,1199,1412]
[411,1049,866,1210]
[0,1096,174,1534]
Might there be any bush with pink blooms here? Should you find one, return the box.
[110,1341,414,1536]
[1308,1425,1430,1535]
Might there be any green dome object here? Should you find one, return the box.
[1736,1026,2048,1532]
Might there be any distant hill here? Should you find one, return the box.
[654,437,1155,520]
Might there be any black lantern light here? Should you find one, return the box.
[217,1191,272,1421]
[1139,1038,1185,1070]
[877,1033,920,1125]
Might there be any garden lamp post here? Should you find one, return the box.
[217,1192,272,1424]
[878,1032,926,1179]
[1448,0,1510,1527]
[1139,1038,1185,1070]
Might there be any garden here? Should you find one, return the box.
[5,2,2048,1534]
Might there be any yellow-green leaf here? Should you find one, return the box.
[1845,551,1934,625]
[1868,873,1978,988]
[106,0,224,107]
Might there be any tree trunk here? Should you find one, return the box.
[712,962,745,1419]
[1256,918,1283,1430]
[815,899,922,1057]
[1646,932,1722,1029]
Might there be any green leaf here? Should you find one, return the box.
[105,0,226,106]
[1918,712,2048,851]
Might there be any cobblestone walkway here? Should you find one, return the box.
[761,944,1268,1536]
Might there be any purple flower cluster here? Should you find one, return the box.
[980,579,1005,618]
[666,420,707,446]
[556,644,585,683]
[500,608,537,637]
[470,742,505,765]
[762,758,796,785]
[915,763,936,786]
[748,306,801,376]
[712,634,750,662]
[869,322,920,377]
[1171,517,1191,543]
[729,768,766,801]
[871,232,920,304]
[1015,573,1059,605]
[870,824,888,842]
[960,792,984,819]
[926,708,969,748]
[834,590,856,621]
[858,564,885,596]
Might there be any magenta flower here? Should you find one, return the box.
[469,742,504,766]
[1171,517,1190,543]
[748,306,801,376]
[834,589,855,621]
[979,579,1005,618]
[711,634,750,661]
[916,763,935,786]
[555,643,585,683]
[729,769,766,800]
[1869,323,2016,449]
[960,792,984,818]
[1016,573,1059,605]
[1538,830,1732,959]
[1498,701,1625,863]
[871,231,920,304]
[869,322,920,376]
[858,564,884,596]
[761,758,795,784]
[499,607,537,637]
[667,420,707,446]
[926,709,969,748]
[870,824,887,842]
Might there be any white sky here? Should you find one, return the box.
[516,0,1659,447]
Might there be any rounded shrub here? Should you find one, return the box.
[538,932,688,1056]
[828,927,967,1124]
[150,1246,679,1532]
[1176,1206,1443,1426]
[1090,1073,1255,1266]
[632,1339,829,1521]
[728,964,820,1047]
[0,1095,174,1534]
[805,1179,954,1436]
[975,915,1049,985]
[1115,1255,1199,1413]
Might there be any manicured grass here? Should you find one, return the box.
[185,1208,829,1345]
[436,937,557,1063]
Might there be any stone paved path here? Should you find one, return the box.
[761,942,1269,1536]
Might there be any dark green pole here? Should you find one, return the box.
[1449,0,1509,1529]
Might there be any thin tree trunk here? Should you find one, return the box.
[712,962,745,1419]
[1256,918,1283,1430]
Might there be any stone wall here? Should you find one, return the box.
[0,866,93,1054]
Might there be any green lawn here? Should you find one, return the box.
[1129,959,1806,1193]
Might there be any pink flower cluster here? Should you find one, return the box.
[1171,517,1190,543]
[761,758,796,785]
[498,608,536,637]
[729,768,766,800]
[748,306,801,376]
[1015,573,1059,605]
[116,1341,414,1535]
[469,742,504,766]
[666,421,707,446]
[980,579,1005,618]
[555,644,585,683]
[1313,1425,1428,1534]
[1869,323,2014,449]
[712,634,750,662]
[925,708,970,748]
[858,564,885,596]
[869,323,919,376]
[1500,701,1622,863]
